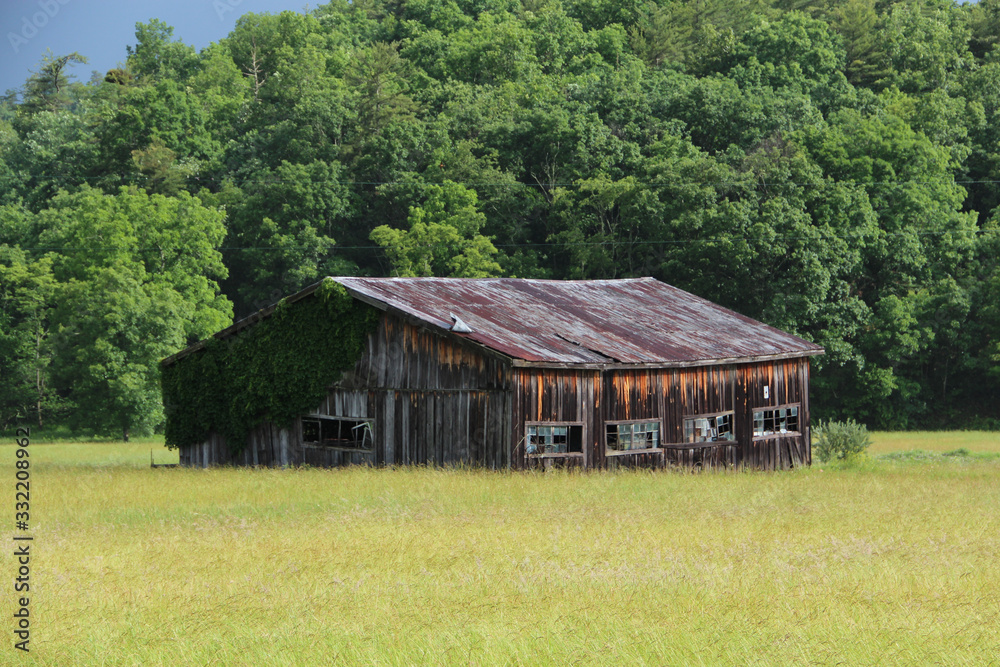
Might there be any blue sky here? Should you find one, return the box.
[1,0,313,95]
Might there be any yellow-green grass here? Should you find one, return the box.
[0,441,998,665]
[869,430,1000,454]
[5,438,178,468]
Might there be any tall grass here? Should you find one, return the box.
[0,438,998,665]
[869,430,1000,454]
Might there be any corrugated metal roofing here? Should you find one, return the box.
[334,277,823,366]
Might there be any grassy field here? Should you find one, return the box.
[868,430,1000,454]
[0,433,998,665]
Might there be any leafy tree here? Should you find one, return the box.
[563,0,645,32]
[346,41,417,136]
[797,109,980,425]
[969,0,1000,61]
[548,174,660,279]
[130,140,197,196]
[97,79,218,188]
[187,43,252,146]
[371,180,502,276]
[960,60,1000,215]
[831,0,887,87]
[222,160,352,314]
[876,1,974,93]
[647,68,822,153]
[126,20,200,82]
[225,11,329,100]
[726,11,846,93]
[37,187,231,439]
[0,120,25,207]
[0,246,59,430]
[629,2,695,68]
[7,109,100,210]
[19,52,88,116]
[233,41,350,171]
[439,12,540,84]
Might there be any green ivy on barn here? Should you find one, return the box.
[161,279,379,452]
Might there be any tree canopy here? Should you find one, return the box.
[1,0,998,435]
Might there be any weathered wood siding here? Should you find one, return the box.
[735,358,812,470]
[513,359,810,471]
[512,366,737,470]
[347,314,512,467]
[666,366,740,469]
[344,312,510,393]
[512,368,598,470]
[597,366,738,469]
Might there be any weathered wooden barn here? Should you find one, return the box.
[163,277,824,470]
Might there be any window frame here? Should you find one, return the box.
[752,403,801,439]
[605,419,663,457]
[525,421,584,459]
[301,415,374,452]
[682,411,736,444]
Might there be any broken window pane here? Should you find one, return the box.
[607,421,661,452]
[527,424,583,455]
[753,406,801,437]
[787,407,799,432]
[684,412,735,443]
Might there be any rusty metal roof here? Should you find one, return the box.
[335,277,823,366]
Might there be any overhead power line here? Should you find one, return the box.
[14,226,997,254]
[10,175,1000,188]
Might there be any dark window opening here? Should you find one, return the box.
[526,424,583,455]
[302,416,373,450]
[753,406,799,437]
[606,421,660,452]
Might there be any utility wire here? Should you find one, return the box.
[14,226,997,253]
[11,175,1000,188]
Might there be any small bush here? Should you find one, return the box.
[813,419,872,463]
[880,450,940,463]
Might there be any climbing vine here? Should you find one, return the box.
[161,279,379,452]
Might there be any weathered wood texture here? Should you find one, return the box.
[734,358,811,470]
[511,368,599,469]
[351,314,513,468]
[343,313,509,392]
[511,360,810,470]
[662,443,739,470]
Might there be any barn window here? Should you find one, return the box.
[302,416,373,450]
[606,420,660,453]
[525,423,583,456]
[753,405,799,437]
[683,412,734,443]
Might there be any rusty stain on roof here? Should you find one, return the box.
[334,277,824,365]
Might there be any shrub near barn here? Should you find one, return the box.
[813,419,873,462]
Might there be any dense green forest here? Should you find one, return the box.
[1,0,999,438]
